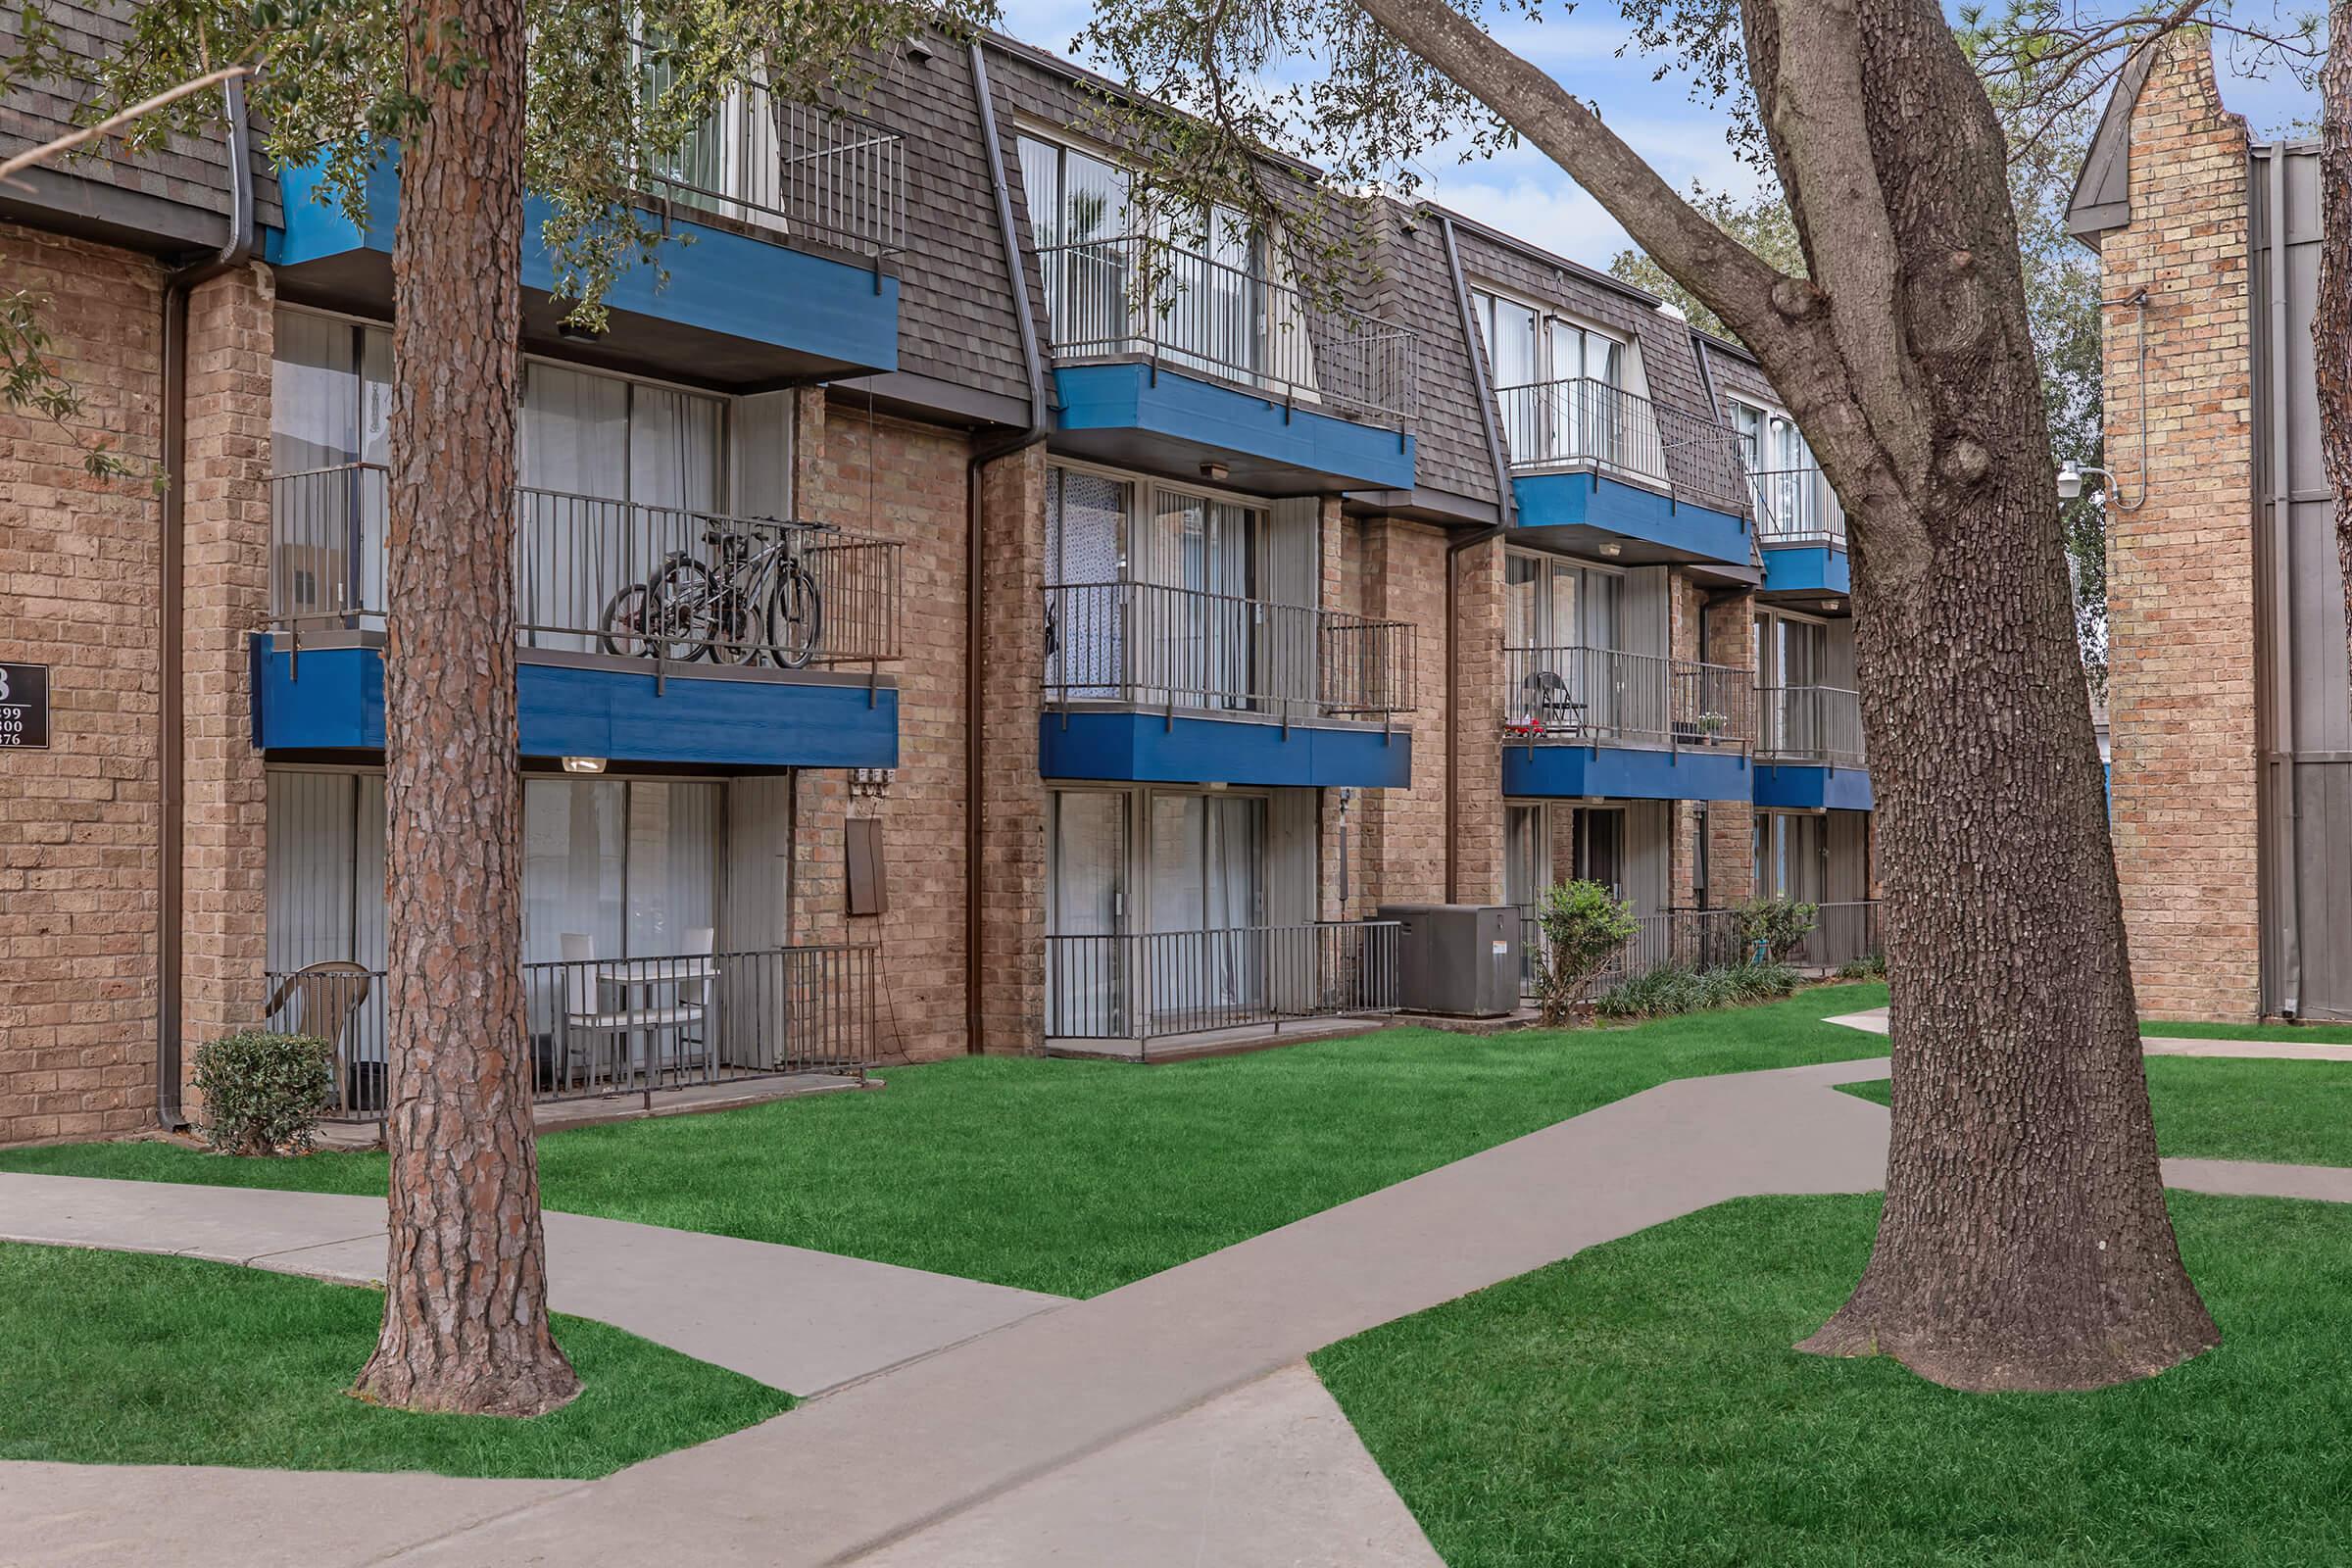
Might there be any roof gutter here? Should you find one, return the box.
[158,73,257,1127]
[1440,215,1511,902]
[965,37,1050,1052]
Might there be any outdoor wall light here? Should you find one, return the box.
[1200,461,1230,481]
[561,757,607,774]
[1598,541,1623,558]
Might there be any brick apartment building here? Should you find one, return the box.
[2070,34,2351,1021]
[0,11,1878,1145]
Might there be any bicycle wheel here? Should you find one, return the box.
[770,563,821,668]
[601,582,662,659]
[623,558,715,661]
[708,581,774,666]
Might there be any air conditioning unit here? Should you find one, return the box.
[1377,904,1521,1017]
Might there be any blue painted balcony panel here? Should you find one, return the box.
[1500,741,1751,802]
[1759,543,1852,600]
[1051,364,1417,496]
[1753,762,1875,811]
[1040,709,1410,789]
[251,639,899,769]
[1510,470,1755,575]
[268,155,899,382]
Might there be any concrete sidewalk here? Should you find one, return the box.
[0,1173,1060,1396]
[1829,1006,2352,1061]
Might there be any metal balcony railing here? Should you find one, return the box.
[636,43,906,257]
[270,463,903,667]
[1748,463,1846,548]
[1494,377,1750,518]
[1790,901,1884,972]
[1517,906,1751,1002]
[1045,920,1401,1050]
[1035,233,1417,424]
[263,943,880,1124]
[1045,581,1417,719]
[1757,684,1865,767]
[1502,645,1754,751]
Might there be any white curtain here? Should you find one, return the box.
[520,366,632,651]
[1046,467,1129,700]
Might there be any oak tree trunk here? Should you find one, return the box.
[2319,2,2352,662]
[353,0,580,1416]
[1354,0,2218,1389]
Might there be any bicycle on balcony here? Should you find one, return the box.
[599,516,827,668]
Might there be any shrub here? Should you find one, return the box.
[1738,897,1820,964]
[1532,879,1640,1027]
[1837,953,1888,980]
[1594,961,1800,1021]
[192,1031,333,1156]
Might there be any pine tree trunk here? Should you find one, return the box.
[353,0,579,1417]
[2318,3,2352,660]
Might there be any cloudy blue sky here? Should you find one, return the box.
[994,0,2322,271]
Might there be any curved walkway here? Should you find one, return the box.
[6,1054,2350,1567]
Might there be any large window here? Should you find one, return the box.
[1735,400,1822,535]
[1504,550,1622,651]
[1472,288,1631,468]
[268,769,728,982]
[1756,810,1827,903]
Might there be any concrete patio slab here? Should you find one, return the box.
[0,1173,1062,1395]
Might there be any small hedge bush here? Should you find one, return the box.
[1837,953,1888,980]
[192,1031,333,1155]
[1737,897,1819,964]
[1532,879,1641,1027]
[1593,961,1800,1021]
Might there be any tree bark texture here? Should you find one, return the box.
[2319,2,2352,670]
[353,0,579,1416]
[1359,0,2217,1390]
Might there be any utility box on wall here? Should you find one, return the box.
[1378,904,1521,1017]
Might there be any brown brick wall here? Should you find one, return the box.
[975,444,1048,1054]
[2101,36,2262,1020]
[177,267,273,1076]
[0,225,165,1145]
[1447,533,1505,903]
[796,392,987,1059]
[1359,514,1454,906]
[1704,586,1757,907]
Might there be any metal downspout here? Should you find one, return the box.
[158,74,256,1127]
[2261,147,2302,1017]
[965,38,1051,1052]
[1440,215,1513,902]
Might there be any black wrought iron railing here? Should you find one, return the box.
[1035,233,1417,423]
[1757,684,1865,767]
[1045,920,1401,1046]
[263,943,880,1123]
[269,464,904,667]
[1748,463,1846,548]
[1791,900,1884,972]
[1045,581,1417,718]
[1502,645,1753,751]
[634,43,906,257]
[1516,906,1751,1002]
[1493,377,1750,517]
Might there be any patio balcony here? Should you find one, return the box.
[1748,462,1851,602]
[1496,379,1754,575]
[1039,233,1418,493]
[1754,683,1872,809]
[1500,645,1754,801]
[1044,919,1401,1060]
[267,87,906,384]
[1040,580,1417,788]
[1515,900,1885,1001]
[255,463,903,768]
[264,943,881,1124]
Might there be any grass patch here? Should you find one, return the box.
[1837,1054,2352,1167]
[1314,1193,2352,1567]
[0,984,1888,1299]
[0,1243,790,1477]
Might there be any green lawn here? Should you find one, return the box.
[1838,1054,2352,1167]
[0,983,1888,1298]
[1314,1193,2352,1567]
[0,1243,790,1476]
[2141,1017,2352,1046]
